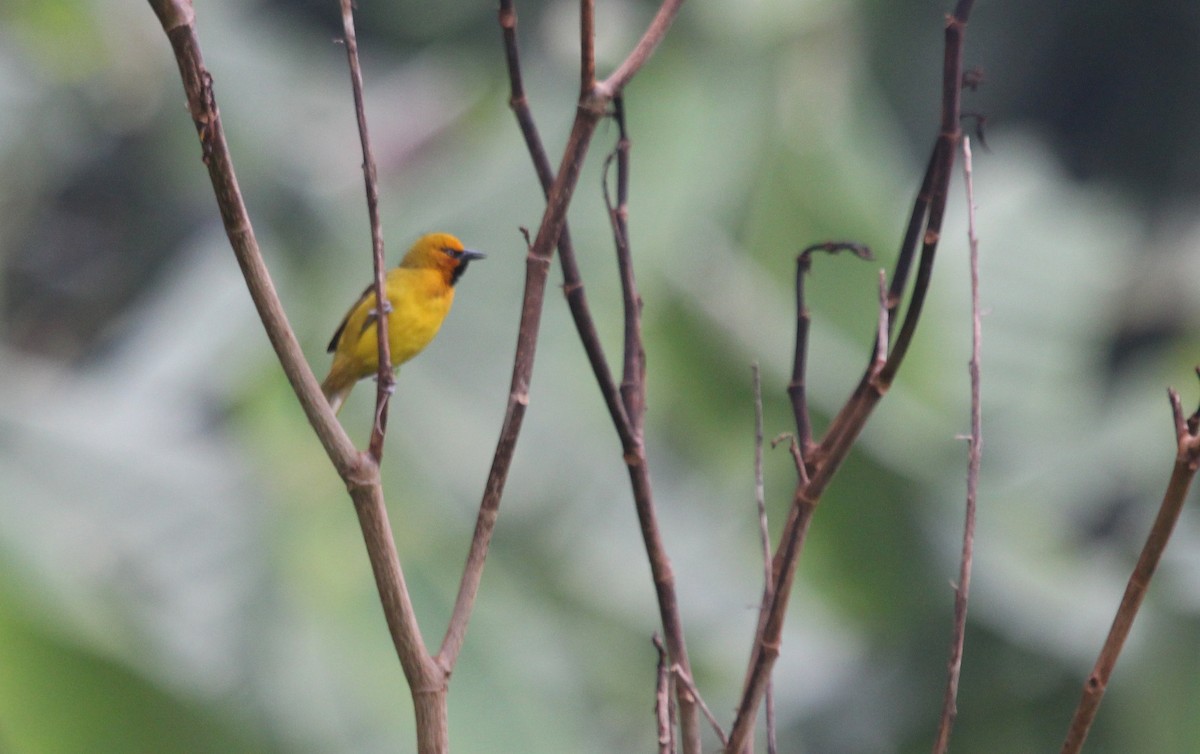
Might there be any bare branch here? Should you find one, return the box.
[753,364,772,600]
[878,4,974,386]
[439,20,607,674]
[442,6,690,707]
[1061,377,1200,754]
[603,97,647,431]
[600,96,701,752]
[338,0,393,462]
[146,3,445,750]
[932,134,983,754]
[349,483,442,714]
[672,665,728,748]
[727,4,977,751]
[144,0,359,476]
[580,0,596,92]
[497,0,635,450]
[752,363,777,754]
[728,491,817,753]
[653,634,676,754]
[601,0,688,95]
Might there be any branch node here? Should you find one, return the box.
[344,452,381,491]
[670,665,727,747]
[498,3,516,29]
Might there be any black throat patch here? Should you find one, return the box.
[450,259,472,286]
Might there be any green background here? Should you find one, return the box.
[2,0,1199,751]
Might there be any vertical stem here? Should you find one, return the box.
[580,0,596,92]
[339,0,393,461]
[932,135,982,754]
[789,254,815,455]
[752,363,777,754]
[654,634,676,754]
[603,94,700,753]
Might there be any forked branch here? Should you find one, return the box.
[445,10,697,754]
[146,1,444,750]
[726,3,976,751]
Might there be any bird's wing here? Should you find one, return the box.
[326,282,378,353]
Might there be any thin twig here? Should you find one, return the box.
[672,665,728,748]
[600,0,688,95]
[1061,379,1200,754]
[654,634,676,754]
[770,433,808,484]
[874,270,890,367]
[339,0,392,462]
[604,96,646,431]
[932,134,982,754]
[337,9,449,746]
[601,94,701,753]
[752,364,777,754]
[753,364,772,603]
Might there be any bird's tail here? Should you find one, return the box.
[321,369,355,416]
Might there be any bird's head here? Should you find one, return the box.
[400,232,486,286]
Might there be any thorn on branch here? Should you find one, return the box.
[771,432,808,483]
[1171,372,1200,460]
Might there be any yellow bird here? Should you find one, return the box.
[321,232,485,414]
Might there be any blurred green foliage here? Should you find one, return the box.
[2,0,1199,752]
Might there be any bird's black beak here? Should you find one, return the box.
[449,248,485,286]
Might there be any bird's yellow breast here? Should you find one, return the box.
[333,266,455,378]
